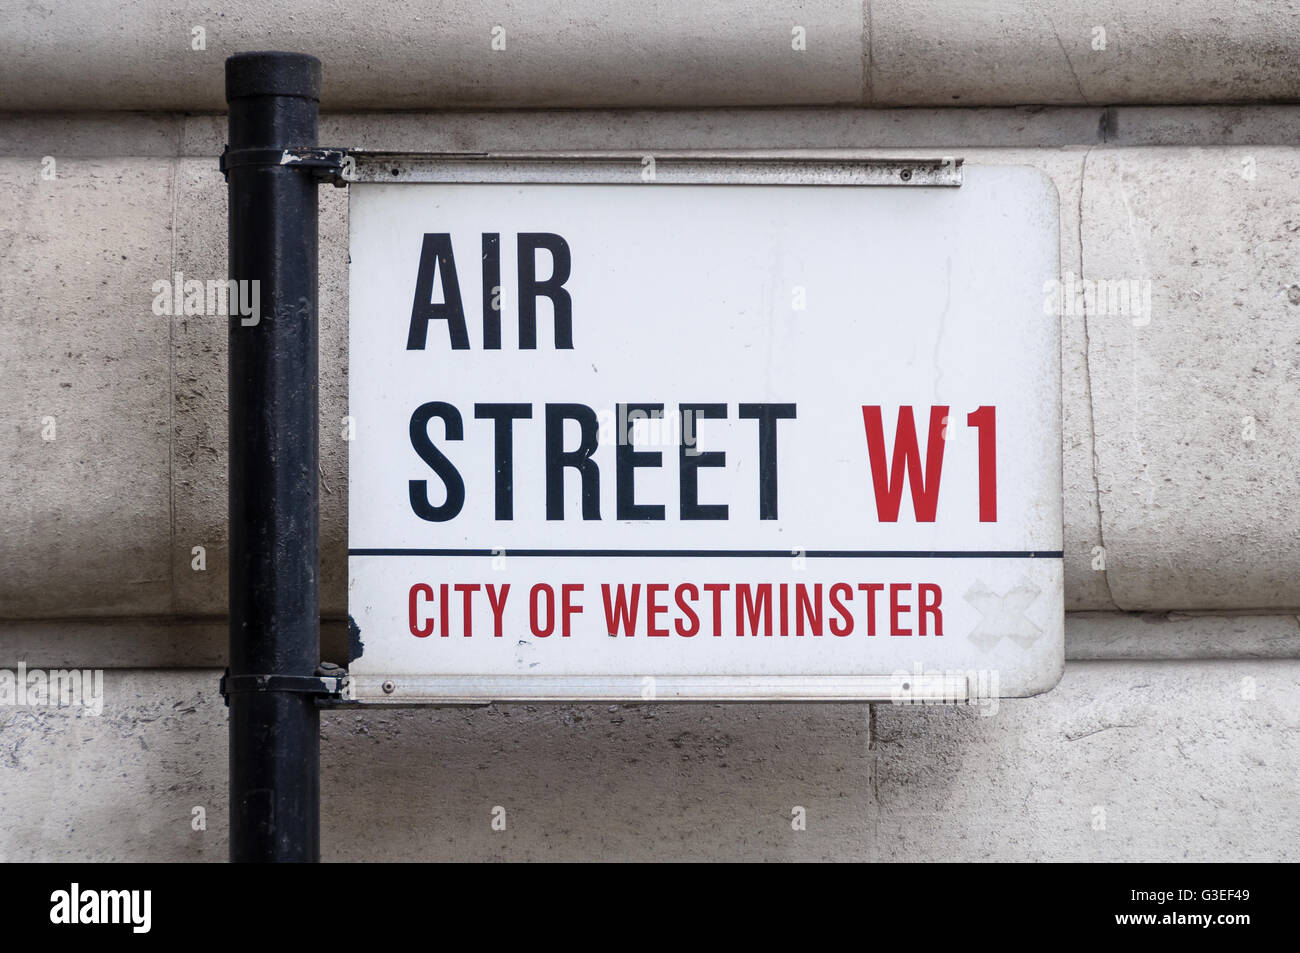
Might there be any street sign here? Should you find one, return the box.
[346,155,1062,704]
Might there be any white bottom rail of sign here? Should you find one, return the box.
[347,673,972,705]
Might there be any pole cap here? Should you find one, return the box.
[226,52,322,102]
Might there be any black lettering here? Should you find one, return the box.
[474,403,532,520]
[482,233,501,349]
[518,233,572,349]
[407,233,469,350]
[679,403,728,520]
[409,401,465,522]
[739,403,797,520]
[617,403,665,521]
[545,403,600,519]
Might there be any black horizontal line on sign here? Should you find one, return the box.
[349,549,1064,559]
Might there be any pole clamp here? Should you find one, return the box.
[220,663,349,707]
[219,146,352,187]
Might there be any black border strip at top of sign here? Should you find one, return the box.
[349,549,1064,558]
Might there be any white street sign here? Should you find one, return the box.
[346,157,1062,703]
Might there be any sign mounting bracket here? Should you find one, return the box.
[344,151,964,187]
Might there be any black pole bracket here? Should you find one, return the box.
[219,145,352,187]
[220,665,348,707]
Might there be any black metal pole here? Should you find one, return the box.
[225,52,322,863]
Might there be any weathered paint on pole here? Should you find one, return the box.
[224,51,322,863]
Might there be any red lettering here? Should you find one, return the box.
[736,583,773,636]
[829,583,854,636]
[675,584,700,636]
[862,405,948,522]
[530,583,555,637]
[454,583,479,637]
[919,583,943,635]
[409,583,434,638]
[561,583,583,637]
[795,583,822,635]
[967,406,997,522]
[857,583,883,636]
[601,583,640,636]
[890,583,912,635]
[646,584,669,636]
[703,584,729,636]
[486,584,510,637]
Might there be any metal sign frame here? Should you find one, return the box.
[343,152,1063,707]
[345,151,963,187]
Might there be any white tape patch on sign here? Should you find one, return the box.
[346,162,1063,703]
